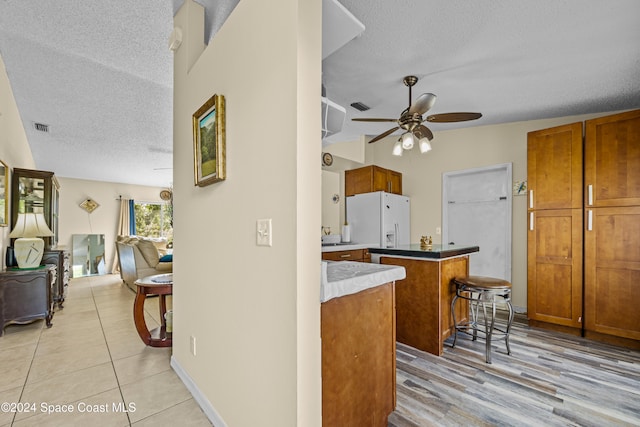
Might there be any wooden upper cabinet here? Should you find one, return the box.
[345,165,402,196]
[585,109,640,208]
[527,122,583,210]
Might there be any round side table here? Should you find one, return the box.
[134,273,173,347]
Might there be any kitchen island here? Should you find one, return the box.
[369,244,479,356]
[321,260,405,427]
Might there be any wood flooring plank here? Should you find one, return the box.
[390,318,640,426]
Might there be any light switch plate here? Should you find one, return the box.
[257,218,272,246]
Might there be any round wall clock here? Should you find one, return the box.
[322,152,333,166]
[160,189,172,201]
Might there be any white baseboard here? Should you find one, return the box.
[171,356,227,427]
[513,305,526,314]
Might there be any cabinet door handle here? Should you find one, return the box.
[529,190,534,209]
[340,254,351,258]
[587,210,593,231]
[587,184,593,206]
[529,212,534,231]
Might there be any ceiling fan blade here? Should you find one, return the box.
[415,125,434,141]
[409,93,437,115]
[352,118,397,122]
[368,126,400,144]
[426,112,482,123]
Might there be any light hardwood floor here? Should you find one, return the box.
[0,274,211,427]
[389,315,640,426]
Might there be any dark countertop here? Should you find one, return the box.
[368,244,479,259]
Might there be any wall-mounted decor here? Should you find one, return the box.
[193,94,226,187]
[0,160,8,226]
[80,198,100,213]
[513,180,527,196]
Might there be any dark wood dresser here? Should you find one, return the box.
[42,249,70,308]
[0,265,56,336]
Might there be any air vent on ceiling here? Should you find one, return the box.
[33,122,50,133]
[350,102,370,112]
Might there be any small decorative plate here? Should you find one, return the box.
[80,198,100,213]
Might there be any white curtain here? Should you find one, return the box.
[112,198,133,273]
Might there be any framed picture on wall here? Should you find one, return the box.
[193,94,226,187]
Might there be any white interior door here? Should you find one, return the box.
[443,163,512,281]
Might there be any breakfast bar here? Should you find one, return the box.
[369,244,479,356]
[320,260,405,427]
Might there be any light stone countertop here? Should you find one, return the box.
[320,243,379,253]
[320,260,406,303]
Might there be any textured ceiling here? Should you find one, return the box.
[324,0,640,144]
[0,0,638,187]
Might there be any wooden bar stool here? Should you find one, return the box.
[450,276,514,363]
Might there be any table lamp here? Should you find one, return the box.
[8,212,54,269]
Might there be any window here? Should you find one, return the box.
[134,202,173,243]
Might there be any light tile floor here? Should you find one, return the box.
[0,274,212,427]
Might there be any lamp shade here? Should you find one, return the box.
[419,137,432,153]
[9,213,54,238]
[392,139,403,156]
[401,132,415,150]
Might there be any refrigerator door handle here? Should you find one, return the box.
[395,223,399,248]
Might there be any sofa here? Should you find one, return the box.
[115,236,173,291]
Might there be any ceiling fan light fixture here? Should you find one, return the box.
[401,132,414,150]
[392,139,403,156]
[419,137,432,153]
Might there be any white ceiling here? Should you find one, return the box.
[1,0,638,187]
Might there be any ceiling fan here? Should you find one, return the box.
[352,75,482,155]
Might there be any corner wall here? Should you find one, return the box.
[171,1,321,425]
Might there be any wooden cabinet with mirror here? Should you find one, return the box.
[10,168,60,246]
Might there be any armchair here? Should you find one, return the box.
[115,236,172,291]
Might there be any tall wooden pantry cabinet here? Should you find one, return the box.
[528,109,640,348]
[527,122,583,331]
[583,110,640,344]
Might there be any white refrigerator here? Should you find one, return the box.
[346,191,410,248]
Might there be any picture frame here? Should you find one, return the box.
[193,94,226,186]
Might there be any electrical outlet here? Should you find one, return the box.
[256,219,273,246]
[190,336,196,356]
[436,227,441,235]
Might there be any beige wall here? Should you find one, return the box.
[0,55,36,269]
[321,170,340,235]
[171,0,321,426]
[57,177,167,273]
